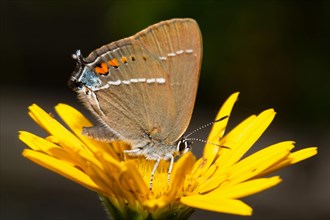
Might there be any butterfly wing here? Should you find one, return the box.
[71,18,202,146]
[134,18,202,143]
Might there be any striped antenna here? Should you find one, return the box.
[186,137,230,149]
[185,115,229,138]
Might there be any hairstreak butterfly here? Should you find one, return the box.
[69,18,202,189]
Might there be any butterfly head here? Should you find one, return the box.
[69,50,102,93]
[69,50,86,90]
[176,137,192,155]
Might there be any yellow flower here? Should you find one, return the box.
[19,92,317,219]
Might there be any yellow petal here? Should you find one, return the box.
[223,141,293,186]
[195,116,258,192]
[210,176,282,199]
[207,92,239,143]
[84,153,134,202]
[84,160,121,199]
[192,93,239,178]
[199,141,292,193]
[181,195,252,216]
[55,104,120,159]
[190,145,218,180]
[287,147,318,164]
[168,152,196,197]
[19,131,60,152]
[197,173,227,194]
[21,131,102,172]
[215,109,276,173]
[28,104,87,152]
[74,147,105,170]
[190,157,205,178]
[120,160,150,203]
[97,153,148,205]
[257,147,318,177]
[22,149,100,191]
[197,162,220,187]
[19,131,81,166]
[145,153,196,209]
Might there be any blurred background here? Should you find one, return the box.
[1,0,329,219]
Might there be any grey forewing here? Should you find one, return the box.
[75,44,177,146]
[71,18,202,147]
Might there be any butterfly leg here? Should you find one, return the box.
[150,157,161,190]
[166,153,174,185]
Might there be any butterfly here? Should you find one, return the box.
[69,18,202,189]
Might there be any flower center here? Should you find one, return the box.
[133,157,171,198]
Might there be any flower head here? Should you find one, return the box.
[19,92,317,219]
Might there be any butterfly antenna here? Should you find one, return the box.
[186,137,230,149]
[185,115,229,138]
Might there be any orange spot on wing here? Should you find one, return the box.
[121,56,127,63]
[95,62,108,75]
[84,86,90,94]
[109,59,119,67]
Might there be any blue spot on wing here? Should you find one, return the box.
[80,67,102,90]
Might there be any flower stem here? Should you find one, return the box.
[99,194,194,220]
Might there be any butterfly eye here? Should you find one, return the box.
[177,139,192,155]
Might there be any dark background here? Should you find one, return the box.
[1,0,329,219]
